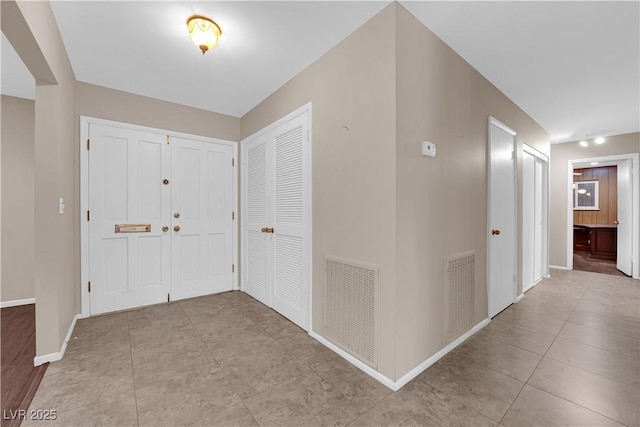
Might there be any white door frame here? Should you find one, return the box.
[80,116,239,317]
[487,116,518,317]
[566,152,639,279]
[240,103,313,331]
[522,144,549,293]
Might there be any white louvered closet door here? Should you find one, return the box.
[242,107,310,331]
[271,115,309,330]
[242,137,271,307]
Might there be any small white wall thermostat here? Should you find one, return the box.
[421,141,436,157]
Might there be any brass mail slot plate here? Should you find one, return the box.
[115,224,151,233]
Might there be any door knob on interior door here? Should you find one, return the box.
[162,226,169,232]
[173,225,181,232]
[492,229,501,235]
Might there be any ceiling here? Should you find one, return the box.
[2,1,638,144]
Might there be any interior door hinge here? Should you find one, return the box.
[232,264,235,273]
[88,281,91,292]
[511,150,515,160]
[166,135,170,145]
[232,211,235,220]
[87,210,90,221]
[87,139,91,150]
[232,158,235,167]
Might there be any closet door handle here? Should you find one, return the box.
[173,225,181,232]
[261,227,275,234]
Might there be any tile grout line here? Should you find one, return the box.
[496,277,591,426]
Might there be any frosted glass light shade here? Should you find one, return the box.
[187,15,221,55]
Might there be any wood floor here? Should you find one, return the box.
[1,304,48,427]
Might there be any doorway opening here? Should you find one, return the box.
[567,153,639,278]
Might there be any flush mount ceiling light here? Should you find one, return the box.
[579,140,588,147]
[187,15,222,55]
[594,137,606,144]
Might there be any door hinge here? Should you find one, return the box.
[232,158,235,167]
[232,264,235,273]
[166,135,170,145]
[86,139,91,150]
[511,150,515,160]
[87,210,90,221]
[232,211,235,220]
[88,281,91,292]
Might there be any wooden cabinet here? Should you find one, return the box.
[574,224,617,261]
[573,226,590,252]
[590,228,617,260]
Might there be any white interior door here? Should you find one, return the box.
[171,137,234,300]
[522,151,535,292]
[617,159,632,276]
[242,137,271,306]
[534,158,545,282]
[89,124,170,314]
[271,115,310,330]
[242,106,311,331]
[488,117,516,318]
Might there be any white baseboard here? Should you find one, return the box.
[309,317,490,392]
[549,265,570,271]
[34,314,80,366]
[515,293,525,302]
[392,318,490,390]
[1,298,35,308]
[309,332,396,390]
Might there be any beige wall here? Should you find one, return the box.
[75,82,240,142]
[394,5,549,378]
[2,0,77,356]
[549,132,640,267]
[241,4,398,379]
[1,95,35,302]
[242,3,549,381]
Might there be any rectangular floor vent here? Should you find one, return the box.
[445,251,475,344]
[325,257,379,368]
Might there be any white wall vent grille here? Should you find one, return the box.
[325,257,379,368]
[445,251,475,344]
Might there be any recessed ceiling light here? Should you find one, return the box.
[594,137,606,144]
[590,162,599,165]
[573,172,582,176]
[579,140,588,147]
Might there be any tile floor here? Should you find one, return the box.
[25,270,639,426]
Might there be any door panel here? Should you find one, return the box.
[488,118,516,318]
[171,137,233,300]
[89,124,170,315]
[617,160,632,276]
[272,117,309,330]
[242,109,310,331]
[243,138,270,306]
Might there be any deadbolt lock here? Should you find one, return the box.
[174,212,180,219]
[174,225,181,232]
[162,226,169,232]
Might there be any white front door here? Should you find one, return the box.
[617,159,632,276]
[242,106,311,331]
[89,124,170,314]
[171,137,234,300]
[87,120,235,315]
[488,117,516,318]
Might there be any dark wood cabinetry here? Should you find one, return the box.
[573,224,617,261]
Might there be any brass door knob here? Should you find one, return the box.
[174,212,180,219]
[162,226,169,232]
[261,227,275,234]
[492,229,501,235]
[173,225,181,232]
